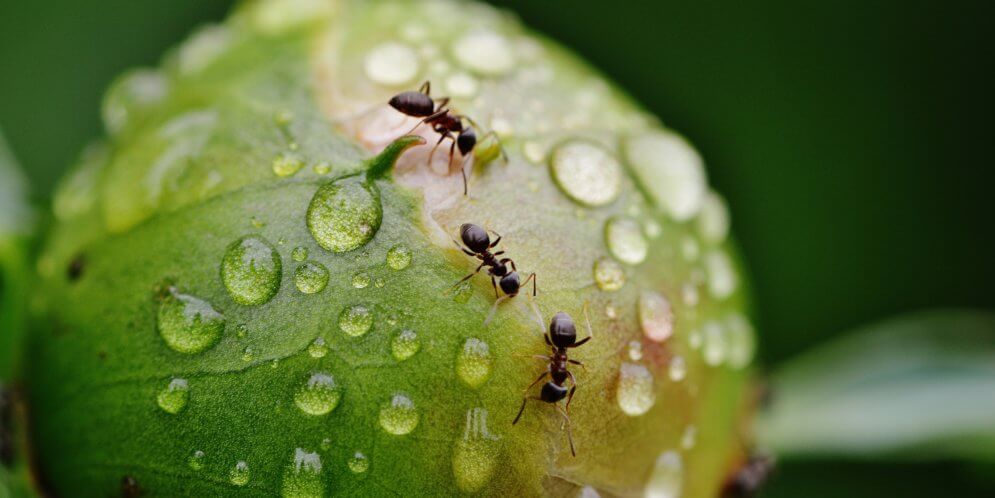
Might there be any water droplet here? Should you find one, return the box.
[347,452,369,474]
[294,261,329,294]
[374,277,386,288]
[453,408,500,493]
[271,358,280,369]
[235,323,248,338]
[644,219,663,239]
[605,217,648,265]
[705,250,738,299]
[378,393,419,435]
[445,72,479,98]
[157,287,225,354]
[457,338,492,388]
[250,216,266,229]
[681,282,700,307]
[624,130,707,221]
[522,141,545,164]
[188,450,205,471]
[221,236,282,306]
[282,448,324,498]
[230,460,250,486]
[452,281,473,303]
[593,257,626,291]
[386,245,412,270]
[102,69,169,136]
[320,438,333,451]
[668,355,687,382]
[242,346,255,362]
[702,321,727,366]
[307,177,382,253]
[308,337,329,358]
[351,272,371,289]
[616,362,656,416]
[338,305,373,337]
[294,372,342,416]
[697,191,730,243]
[453,30,515,76]
[391,329,420,361]
[550,140,621,207]
[291,246,309,262]
[645,451,683,498]
[627,341,644,361]
[156,378,189,414]
[639,291,674,343]
[725,313,756,369]
[605,304,618,319]
[312,161,331,175]
[365,41,419,86]
[272,152,305,177]
[681,425,697,450]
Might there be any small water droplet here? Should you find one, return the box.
[453,30,515,76]
[271,358,280,369]
[308,337,328,358]
[312,161,331,175]
[307,177,382,253]
[452,281,473,303]
[627,341,644,361]
[623,130,707,221]
[378,393,419,435]
[320,438,333,451]
[645,451,683,498]
[681,282,700,307]
[697,191,730,244]
[294,261,329,294]
[705,250,738,299]
[250,216,266,229]
[273,152,305,177]
[593,257,626,291]
[242,346,255,362]
[391,329,420,361]
[702,321,727,366]
[294,372,342,416]
[639,291,674,343]
[453,407,500,493]
[550,140,621,207]
[605,217,648,265]
[338,305,373,337]
[457,338,492,388]
[681,425,697,450]
[188,450,205,471]
[221,236,282,306]
[725,313,756,369]
[616,362,656,416]
[230,460,250,486]
[668,355,687,382]
[347,452,369,474]
[156,378,189,414]
[157,287,225,354]
[386,245,412,270]
[365,41,419,86]
[644,219,663,239]
[282,448,324,498]
[351,272,371,289]
[235,323,248,338]
[291,246,309,262]
[374,277,386,288]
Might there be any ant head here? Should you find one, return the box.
[459,223,490,253]
[457,127,477,156]
[549,311,577,347]
[388,90,435,118]
[499,272,520,296]
[540,382,569,403]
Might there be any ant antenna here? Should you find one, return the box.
[582,301,594,339]
[528,300,546,337]
[484,295,510,326]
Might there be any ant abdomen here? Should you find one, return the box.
[388,90,435,117]
[541,382,569,403]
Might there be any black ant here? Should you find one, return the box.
[513,307,592,456]
[451,223,536,312]
[388,81,505,195]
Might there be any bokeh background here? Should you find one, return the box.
[1,0,993,496]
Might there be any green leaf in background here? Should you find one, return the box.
[0,129,33,381]
[758,309,995,461]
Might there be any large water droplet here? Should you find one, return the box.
[308,337,329,359]
[725,313,756,369]
[230,460,250,486]
[457,338,492,388]
[391,329,420,361]
[623,130,707,221]
[307,177,382,253]
[378,393,419,435]
[616,362,656,416]
[702,321,728,366]
[188,450,205,471]
[273,152,305,177]
[644,451,683,498]
[294,261,329,294]
[697,191,730,244]
[453,30,515,76]
[156,378,189,414]
[282,448,324,498]
[605,217,648,265]
[705,250,738,299]
[347,452,369,474]
[351,272,371,289]
[668,355,687,382]
[157,287,225,354]
[639,291,674,343]
[453,407,500,493]
[386,245,412,270]
[221,236,282,306]
[292,246,309,262]
[364,42,419,86]
[338,305,373,337]
[593,257,626,291]
[550,140,622,207]
[294,372,342,416]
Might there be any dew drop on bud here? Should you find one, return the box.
[456,338,492,389]
[378,392,419,435]
[307,177,382,253]
[156,378,189,414]
[338,305,373,337]
[453,408,500,493]
[156,287,225,354]
[221,236,282,306]
[282,448,324,498]
[294,261,329,294]
[293,372,342,416]
[616,362,656,416]
[605,217,648,265]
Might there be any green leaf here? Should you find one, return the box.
[0,129,33,381]
[757,309,995,461]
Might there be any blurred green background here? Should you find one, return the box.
[1,0,993,496]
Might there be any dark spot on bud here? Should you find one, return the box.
[67,253,86,282]
[121,475,144,498]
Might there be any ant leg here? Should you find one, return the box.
[544,333,553,347]
[555,404,576,456]
[418,81,431,94]
[480,131,509,162]
[428,133,449,163]
[498,258,518,272]
[450,262,486,291]
[567,359,586,370]
[533,355,552,361]
[487,230,503,248]
[520,272,537,297]
[569,336,591,348]
[513,396,542,425]
[490,275,499,298]
[523,371,550,393]
[460,155,469,195]
[434,96,450,111]
[484,295,509,325]
[565,384,578,412]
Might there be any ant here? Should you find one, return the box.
[388,81,505,195]
[451,223,536,311]
[721,453,775,497]
[513,307,592,456]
